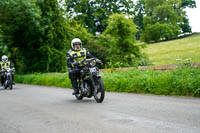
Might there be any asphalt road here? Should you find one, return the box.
[0,84,199,133]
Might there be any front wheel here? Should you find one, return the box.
[3,81,7,90]
[94,78,105,103]
[8,77,13,90]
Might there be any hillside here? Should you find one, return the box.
[144,33,200,66]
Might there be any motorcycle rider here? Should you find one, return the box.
[67,38,94,95]
[0,55,15,86]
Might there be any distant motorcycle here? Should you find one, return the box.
[74,58,105,103]
[1,68,14,90]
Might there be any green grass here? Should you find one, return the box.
[102,67,200,97]
[15,73,72,88]
[144,33,200,65]
[15,67,200,97]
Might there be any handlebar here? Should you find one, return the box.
[80,58,103,66]
[1,68,15,73]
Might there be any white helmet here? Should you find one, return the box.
[71,38,82,51]
[2,55,8,62]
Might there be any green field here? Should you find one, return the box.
[144,33,200,65]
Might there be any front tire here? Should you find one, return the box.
[8,78,13,90]
[94,78,105,103]
[3,81,7,90]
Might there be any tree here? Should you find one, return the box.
[65,0,135,35]
[68,20,92,49]
[179,16,192,33]
[133,0,145,40]
[141,0,183,43]
[0,0,43,72]
[134,0,196,40]
[0,0,92,73]
[180,0,196,33]
[96,14,147,67]
[0,28,8,56]
[35,0,71,72]
[181,0,196,8]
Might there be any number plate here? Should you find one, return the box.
[89,68,96,73]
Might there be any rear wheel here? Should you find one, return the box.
[94,78,105,103]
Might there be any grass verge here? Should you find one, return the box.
[15,67,200,97]
[15,73,72,88]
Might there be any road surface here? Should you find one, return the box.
[0,84,199,133]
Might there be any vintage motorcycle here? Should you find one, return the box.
[1,68,14,90]
[74,58,105,103]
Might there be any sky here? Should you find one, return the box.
[185,0,200,32]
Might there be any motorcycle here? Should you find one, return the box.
[1,68,14,90]
[74,58,105,103]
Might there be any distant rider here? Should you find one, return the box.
[67,38,93,95]
[0,55,15,86]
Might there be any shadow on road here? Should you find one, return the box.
[0,88,7,91]
[0,88,13,91]
[68,99,96,104]
[0,85,18,91]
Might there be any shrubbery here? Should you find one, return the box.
[15,67,200,97]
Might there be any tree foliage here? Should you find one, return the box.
[134,0,145,40]
[0,0,196,73]
[0,0,43,72]
[181,0,196,8]
[0,28,9,56]
[134,0,196,41]
[180,0,196,33]
[94,14,148,67]
[0,0,91,73]
[65,0,135,35]
[141,0,184,42]
[142,22,180,42]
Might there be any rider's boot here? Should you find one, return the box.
[1,78,3,86]
[72,87,79,95]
